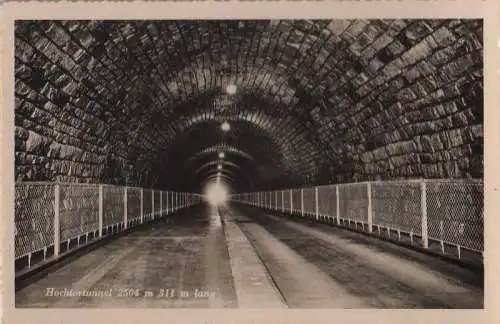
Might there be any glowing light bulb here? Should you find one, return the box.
[217,165,222,170]
[226,84,237,95]
[218,152,225,159]
[221,121,231,132]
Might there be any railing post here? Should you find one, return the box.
[167,191,170,214]
[301,188,304,217]
[152,190,155,220]
[290,190,293,213]
[315,187,319,221]
[124,186,128,230]
[281,190,284,211]
[367,182,373,233]
[336,185,340,225]
[140,188,144,224]
[54,184,61,257]
[160,190,163,216]
[275,191,278,210]
[98,184,103,237]
[421,180,429,249]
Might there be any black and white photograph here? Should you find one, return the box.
[9,18,485,310]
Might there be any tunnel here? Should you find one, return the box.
[13,19,484,309]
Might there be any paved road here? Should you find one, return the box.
[16,205,237,308]
[227,204,483,309]
[15,203,483,308]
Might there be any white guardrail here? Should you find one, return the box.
[230,179,484,259]
[14,182,202,273]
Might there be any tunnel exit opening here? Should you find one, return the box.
[202,181,230,206]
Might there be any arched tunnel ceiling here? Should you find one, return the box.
[14,19,483,192]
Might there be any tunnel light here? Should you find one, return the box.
[218,152,225,159]
[221,121,231,132]
[217,164,222,170]
[226,84,237,95]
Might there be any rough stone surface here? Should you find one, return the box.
[14,20,483,191]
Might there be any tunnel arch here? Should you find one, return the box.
[189,144,256,162]
[193,160,255,191]
[14,19,483,193]
[154,107,326,191]
[195,160,242,175]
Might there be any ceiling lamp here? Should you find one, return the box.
[221,121,231,132]
[226,84,237,95]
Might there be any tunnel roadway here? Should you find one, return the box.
[15,204,483,309]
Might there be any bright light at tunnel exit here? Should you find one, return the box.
[203,182,229,206]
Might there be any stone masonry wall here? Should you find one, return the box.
[14,20,483,190]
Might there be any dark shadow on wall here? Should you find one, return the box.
[100,153,125,185]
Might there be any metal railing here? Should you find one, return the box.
[230,179,483,259]
[14,182,202,272]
